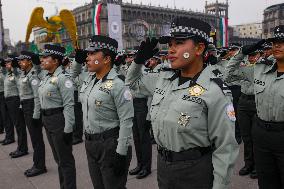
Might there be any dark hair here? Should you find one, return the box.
[101,49,116,65]
[191,36,208,55]
[50,54,63,65]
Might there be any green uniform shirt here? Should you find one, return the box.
[126,62,239,189]
[254,57,284,121]
[224,52,255,95]
[80,68,133,155]
[18,67,41,119]
[4,69,19,98]
[38,66,75,133]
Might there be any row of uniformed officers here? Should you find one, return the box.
[0,16,283,189]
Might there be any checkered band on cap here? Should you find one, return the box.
[42,49,65,57]
[18,55,32,60]
[274,33,284,38]
[169,26,210,42]
[89,41,117,53]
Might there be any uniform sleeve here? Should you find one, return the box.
[29,75,41,119]
[224,51,246,83]
[70,60,82,79]
[112,81,134,155]
[58,75,75,133]
[125,62,159,97]
[207,88,240,189]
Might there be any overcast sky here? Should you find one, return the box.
[2,0,284,44]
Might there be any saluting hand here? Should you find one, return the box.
[242,39,266,55]
[75,49,88,64]
[135,37,159,65]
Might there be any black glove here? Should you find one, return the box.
[242,39,266,55]
[31,54,41,65]
[112,152,127,176]
[114,54,127,67]
[63,132,73,145]
[11,58,19,68]
[0,58,5,67]
[75,49,87,64]
[62,57,70,67]
[134,37,159,64]
[32,118,42,128]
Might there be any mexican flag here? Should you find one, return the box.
[92,3,103,35]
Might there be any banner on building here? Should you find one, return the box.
[107,3,123,51]
[92,3,102,35]
[219,17,228,47]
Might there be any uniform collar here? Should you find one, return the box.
[263,61,277,74]
[167,67,211,91]
[101,68,117,82]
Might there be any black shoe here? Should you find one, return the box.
[239,166,253,176]
[250,169,258,179]
[136,169,151,179]
[72,138,83,145]
[129,165,142,175]
[25,167,47,177]
[11,150,28,158]
[2,139,15,145]
[9,150,18,156]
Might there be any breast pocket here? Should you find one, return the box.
[255,84,265,106]
[172,101,204,133]
[150,94,164,120]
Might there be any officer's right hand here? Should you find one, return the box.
[75,49,88,64]
[114,54,127,67]
[242,39,266,55]
[0,58,5,67]
[11,58,19,68]
[62,57,70,67]
[134,37,159,65]
[32,118,42,128]
[112,152,127,176]
[31,54,41,65]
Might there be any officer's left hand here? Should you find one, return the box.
[32,118,42,128]
[63,132,73,145]
[242,39,266,55]
[112,152,127,176]
[11,58,19,68]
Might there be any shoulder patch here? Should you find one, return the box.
[31,79,39,86]
[211,78,231,95]
[226,103,236,121]
[117,75,125,81]
[64,80,73,88]
[212,69,223,78]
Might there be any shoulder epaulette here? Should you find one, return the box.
[212,69,223,78]
[211,78,231,95]
[117,75,125,81]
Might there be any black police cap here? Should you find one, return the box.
[159,17,211,44]
[86,35,118,54]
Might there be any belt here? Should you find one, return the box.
[21,98,34,105]
[256,117,284,132]
[5,96,19,101]
[241,93,255,100]
[85,127,119,141]
[41,107,63,116]
[157,146,212,162]
[133,98,147,103]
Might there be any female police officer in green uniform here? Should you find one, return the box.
[78,35,133,189]
[38,44,76,189]
[126,17,239,189]
[232,25,284,189]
